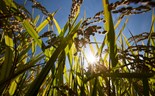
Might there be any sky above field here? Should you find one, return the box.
[15,0,153,36]
[15,0,154,67]
[35,0,153,35]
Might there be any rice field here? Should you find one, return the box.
[0,0,155,95]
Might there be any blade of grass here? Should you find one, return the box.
[4,0,17,9]
[0,31,13,81]
[22,19,50,57]
[91,78,98,96]
[36,13,55,32]
[17,44,31,62]
[33,15,40,25]
[0,52,44,87]
[114,14,124,29]
[9,77,20,95]
[25,20,82,96]
[116,18,128,40]
[22,20,45,49]
[53,17,61,34]
[0,30,14,94]
[102,0,118,67]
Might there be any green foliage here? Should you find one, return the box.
[0,0,155,96]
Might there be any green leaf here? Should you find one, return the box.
[4,0,17,9]
[34,15,40,25]
[22,19,50,56]
[116,18,128,40]
[91,78,98,96]
[53,17,61,34]
[0,32,13,81]
[114,15,123,29]
[36,13,56,33]
[9,77,20,95]
[25,20,82,96]
[17,44,31,62]
[15,53,44,75]
[102,0,118,67]
[0,53,44,87]
[23,20,44,48]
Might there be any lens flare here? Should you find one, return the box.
[87,55,99,64]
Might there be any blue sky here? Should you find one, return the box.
[15,0,154,66]
[14,0,154,50]
[15,0,153,36]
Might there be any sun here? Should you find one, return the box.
[84,47,100,69]
[87,55,98,64]
[84,53,100,70]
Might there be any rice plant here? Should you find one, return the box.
[0,0,155,96]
